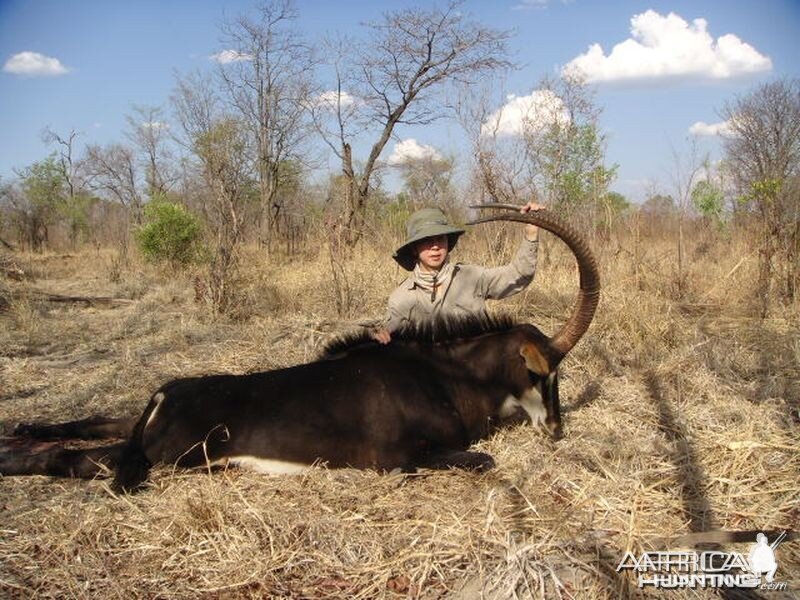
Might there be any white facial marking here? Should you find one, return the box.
[518,386,547,425]
[500,395,520,418]
[222,456,310,475]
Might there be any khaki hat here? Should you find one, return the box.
[393,207,465,271]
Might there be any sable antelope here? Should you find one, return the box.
[0,206,599,491]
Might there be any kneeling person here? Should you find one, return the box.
[373,203,543,343]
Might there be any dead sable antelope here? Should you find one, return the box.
[0,206,599,491]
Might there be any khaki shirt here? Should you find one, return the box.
[384,238,539,332]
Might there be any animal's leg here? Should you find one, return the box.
[417,449,496,472]
[0,438,125,478]
[542,371,562,439]
[14,416,137,440]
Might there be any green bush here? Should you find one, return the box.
[135,200,204,266]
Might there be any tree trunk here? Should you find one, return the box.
[677,213,685,300]
[338,142,366,248]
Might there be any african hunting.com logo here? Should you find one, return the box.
[616,531,789,590]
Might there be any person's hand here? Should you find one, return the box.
[520,201,546,213]
[520,201,545,241]
[371,329,392,344]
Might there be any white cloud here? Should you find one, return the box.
[689,120,732,137]
[512,0,571,10]
[481,89,569,137]
[210,49,252,64]
[513,0,549,10]
[563,10,772,83]
[387,139,443,166]
[313,90,357,110]
[3,51,69,76]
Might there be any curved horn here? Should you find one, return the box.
[468,206,600,358]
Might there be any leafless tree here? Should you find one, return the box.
[42,128,83,199]
[721,78,800,312]
[216,0,314,249]
[125,105,177,198]
[722,79,800,193]
[309,1,511,245]
[172,71,252,314]
[84,143,144,223]
[669,138,708,299]
[460,73,613,233]
[458,82,537,207]
[82,107,175,235]
[41,127,97,246]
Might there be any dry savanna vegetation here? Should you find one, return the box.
[0,215,798,599]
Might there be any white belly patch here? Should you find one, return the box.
[217,456,310,475]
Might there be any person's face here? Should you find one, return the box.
[415,235,449,272]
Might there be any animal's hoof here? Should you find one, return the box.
[471,452,496,472]
[546,419,563,440]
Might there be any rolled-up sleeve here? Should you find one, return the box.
[478,238,538,300]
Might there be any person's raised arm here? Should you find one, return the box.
[478,202,545,300]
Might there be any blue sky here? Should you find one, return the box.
[1,0,798,202]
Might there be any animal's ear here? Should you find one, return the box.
[519,343,550,376]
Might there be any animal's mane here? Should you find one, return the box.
[320,313,518,358]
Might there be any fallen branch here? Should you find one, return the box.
[26,290,134,308]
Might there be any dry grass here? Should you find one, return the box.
[0,225,798,599]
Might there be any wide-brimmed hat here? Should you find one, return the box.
[392,207,465,271]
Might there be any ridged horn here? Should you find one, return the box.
[468,206,600,357]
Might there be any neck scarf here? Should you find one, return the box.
[413,258,455,303]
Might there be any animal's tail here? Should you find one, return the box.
[112,391,164,492]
